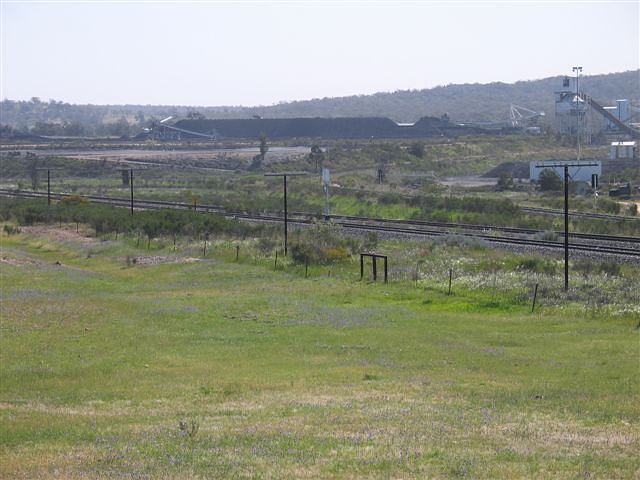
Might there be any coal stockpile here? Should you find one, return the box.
[173,116,489,139]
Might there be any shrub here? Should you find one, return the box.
[3,224,20,235]
[288,222,357,265]
[321,247,350,263]
[599,261,621,277]
[378,192,404,205]
[536,230,559,241]
[60,195,90,205]
[574,259,622,277]
[408,142,425,158]
[257,236,277,255]
[436,234,485,249]
[362,232,378,251]
[515,256,557,275]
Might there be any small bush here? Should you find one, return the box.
[437,234,485,249]
[574,259,622,277]
[60,195,90,205]
[3,224,20,235]
[515,256,557,275]
[536,230,559,241]
[574,259,595,277]
[599,261,621,277]
[321,247,350,263]
[378,192,404,205]
[256,236,277,255]
[408,142,425,158]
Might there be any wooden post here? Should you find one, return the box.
[305,256,309,278]
[372,256,377,282]
[448,268,453,296]
[274,250,278,269]
[360,254,364,280]
[531,283,539,313]
[383,256,388,283]
[235,245,240,261]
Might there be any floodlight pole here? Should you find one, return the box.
[572,66,582,161]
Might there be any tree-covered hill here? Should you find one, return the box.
[241,70,639,123]
[1,70,637,135]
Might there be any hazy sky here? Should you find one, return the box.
[1,1,638,106]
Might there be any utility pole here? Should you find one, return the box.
[130,169,134,215]
[264,172,307,256]
[535,161,598,291]
[35,167,62,206]
[118,167,146,216]
[563,165,569,290]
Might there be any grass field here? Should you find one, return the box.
[1,225,639,478]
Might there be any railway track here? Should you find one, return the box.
[2,189,639,257]
[311,212,640,244]
[521,206,638,222]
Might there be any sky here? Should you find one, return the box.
[1,1,638,107]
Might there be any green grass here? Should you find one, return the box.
[1,227,639,478]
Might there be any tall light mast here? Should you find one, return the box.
[572,66,583,161]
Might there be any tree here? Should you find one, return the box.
[249,133,269,171]
[496,172,515,191]
[310,144,325,170]
[186,111,205,120]
[539,169,563,191]
[259,133,269,159]
[408,142,425,158]
[29,156,39,190]
[141,216,161,249]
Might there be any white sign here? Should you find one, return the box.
[322,168,331,186]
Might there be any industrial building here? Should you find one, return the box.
[610,141,637,160]
[554,76,638,141]
[603,100,631,131]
